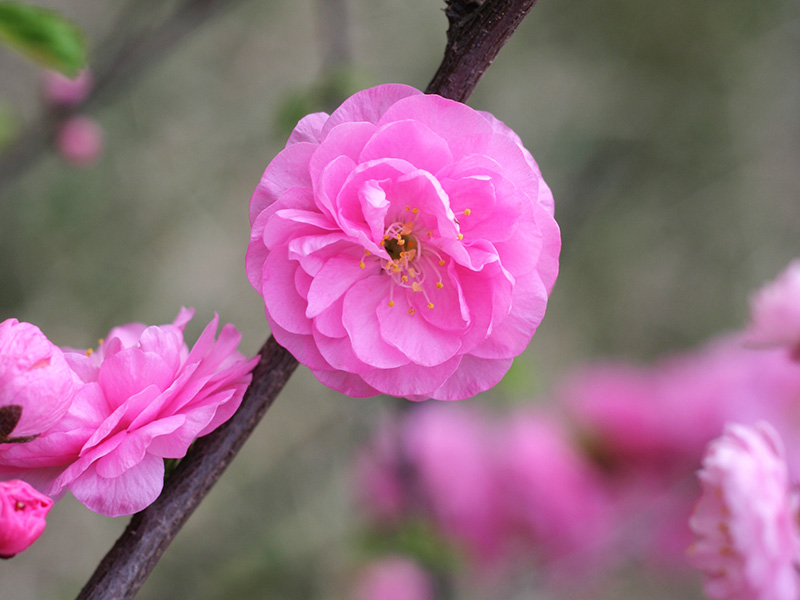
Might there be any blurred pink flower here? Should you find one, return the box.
[246,83,560,400]
[688,422,800,600]
[354,419,407,523]
[0,479,53,558]
[0,318,76,442]
[43,69,92,107]
[498,413,612,567]
[747,260,800,359]
[57,116,104,167]
[403,404,503,563]
[0,309,256,517]
[354,556,434,600]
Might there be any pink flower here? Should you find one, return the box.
[747,260,800,359]
[246,83,560,400]
[0,479,53,558]
[57,116,104,167]
[354,556,434,600]
[498,413,612,566]
[688,422,800,600]
[403,404,503,563]
[0,309,256,517]
[0,319,76,442]
[43,69,92,107]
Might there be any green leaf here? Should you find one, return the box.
[0,2,87,76]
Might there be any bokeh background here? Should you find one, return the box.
[0,0,798,597]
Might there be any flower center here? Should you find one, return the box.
[376,210,446,313]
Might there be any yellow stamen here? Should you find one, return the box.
[364,250,371,256]
[412,208,419,215]
[411,282,423,292]
[464,208,471,216]
[457,233,464,241]
[359,261,365,269]
[408,307,415,315]
[388,300,395,307]
[427,302,434,309]
[439,259,445,266]
[85,348,94,357]
[436,282,444,289]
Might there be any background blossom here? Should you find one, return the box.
[247,83,560,401]
[747,259,800,359]
[688,422,800,600]
[0,309,256,517]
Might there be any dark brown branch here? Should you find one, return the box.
[426,0,539,101]
[75,336,298,600]
[74,1,538,597]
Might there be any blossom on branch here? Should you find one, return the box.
[0,479,53,558]
[247,83,560,400]
[688,421,800,600]
[0,308,257,517]
[0,318,77,443]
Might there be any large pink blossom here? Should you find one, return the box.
[688,422,800,600]
[0,308,256,517]
[747,260,800,359]
[0,479,53,558]
[247,83,560,400]
[0,319,76,442]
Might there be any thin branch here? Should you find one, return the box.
[75,336,298,600]
[0,0,240,197]
[426,0,539,101]
[74,1,540,597]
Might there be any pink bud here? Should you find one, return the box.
[42,69,92,107]
[0,319,76,441]
[0,480,53,558]
[56,116,104,167]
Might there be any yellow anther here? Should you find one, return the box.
[85,348,94,357]
[464,208,471,216]
[408,267,417,278]
[436,282,444,289]
[427,232,433,237]
[397,237,405,246]
[379,239,385,247]
[405,205,411,211]
[408,307,415,315]
[364,250,371,256]
[359,261,365,269]
[457,233,464,241]
[427,302,434,309]
[401,275,408,283]
[388,300,395,307]
[438,259,445,266]
[412,208,419,215]
[411,282,423,292]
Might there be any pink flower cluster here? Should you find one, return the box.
[356,404,613,577]
[0,309,255,524]
[247,83,560,401]
[354,319,800,591]
[689,422,800,600]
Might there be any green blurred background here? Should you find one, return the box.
[0,0,798,597]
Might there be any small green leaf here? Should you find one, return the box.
[0,2,87,76]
